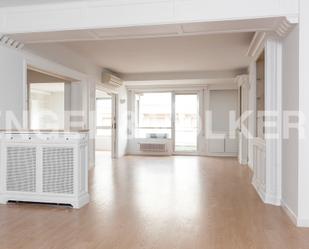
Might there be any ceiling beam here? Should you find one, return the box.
[121,69,247,81]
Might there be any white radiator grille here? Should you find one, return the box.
[42,147,74,194]
[79,145,86,193]
[139,143,166,152]
[6,147,36,192]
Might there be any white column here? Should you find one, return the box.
[264,35,282,205]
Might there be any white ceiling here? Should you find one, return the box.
[0,0,83,7]
[11,17,282,77]
[53,32,253,74]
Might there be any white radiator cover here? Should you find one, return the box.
[0,131,89,208]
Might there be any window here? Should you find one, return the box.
[135,92,172,138]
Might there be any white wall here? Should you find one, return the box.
[281,25,299,218]
[0,45,25,129]
[298,0,309,226]
[209,90,238,133]
[207,89,238,155]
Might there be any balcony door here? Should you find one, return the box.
[174,93,198,153]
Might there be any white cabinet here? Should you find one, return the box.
[0,131,89,208]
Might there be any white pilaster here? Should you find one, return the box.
[264,35,282,205]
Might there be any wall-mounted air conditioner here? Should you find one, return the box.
[102,70,122,87]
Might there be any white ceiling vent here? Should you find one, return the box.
[102,70,122,87]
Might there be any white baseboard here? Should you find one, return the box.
[281,200,298,225]
[247,160,253,170]
[281,200,309,227]
[238,158,248,165]
[206,152,238,157]
[297,218,309,227]
[252,178,281,206]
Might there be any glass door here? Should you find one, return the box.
[174,94,198,153]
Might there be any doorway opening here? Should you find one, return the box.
[27,68,73,130]
[174,93,198,153]
[95,89,117,159]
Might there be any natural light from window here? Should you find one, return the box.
[135,92,172,138]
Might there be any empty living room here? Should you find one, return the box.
[0,0,309,248]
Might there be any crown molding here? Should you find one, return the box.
[0,34,24,49]
[235,74,249,88]
[246,31,266,58]
[275,17,296,37]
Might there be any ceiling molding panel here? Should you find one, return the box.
[9,17,289,44]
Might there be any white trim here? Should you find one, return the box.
[281,200,309,227]
[126,82,238,92]
[247,31,266,57]
[123,70,243,82]
[297,219,309,228]
[281,200,298,225]
[275,17,296,37]
[264,35,283,206]
[206,152,238,157]
[0,0,299,34]
[249,34,283,207]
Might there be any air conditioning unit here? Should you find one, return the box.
[102,70,122,87]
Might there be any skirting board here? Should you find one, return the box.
[252,179,281,206]
[238,158,248,165]
[281,200,298,225]
[281,200,309,227]
[206,153,238,157]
